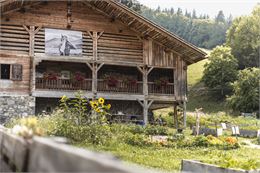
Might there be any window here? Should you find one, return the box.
[0,64,10,79]
[0,64,23,80]
[11,64,23,81]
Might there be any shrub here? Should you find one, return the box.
[123,133,150,147]
[145,125,168,136]
[193,135,210,147]
[59,91,111,125]
[227,68,260,114]
[258,136,260,145]
[129,124,145,134]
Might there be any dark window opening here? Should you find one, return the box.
[46,106,52,113]
[0,64,10,79]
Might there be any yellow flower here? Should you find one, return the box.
[95,108,101,113]
[98,97,105,104]
[61,95,68,100]
[90,101,98,108]
[107,104,111,109]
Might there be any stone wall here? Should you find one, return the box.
[0,96,35,124]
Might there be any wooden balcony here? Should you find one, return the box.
[36,78,92,91]
[97,79,143,94]
[35,78,174,95]
[148,82,174,95]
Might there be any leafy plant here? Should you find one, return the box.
[59,91,111,125]
[202,45,238,96]
[227,68,260,114]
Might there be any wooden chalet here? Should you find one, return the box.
[0,0,206,125]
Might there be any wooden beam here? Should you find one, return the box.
[93,31,98,61]
[147,67,154,75]
[147,100,154,108]
[137,99,144,107]
[136,66,144,74]
[86,62,93,71]
[87,31,93,39]
[97,63,104,72]
[97,31,104,39]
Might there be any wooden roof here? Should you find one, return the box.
[0,0,207,64]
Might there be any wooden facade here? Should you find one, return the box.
[0,0,206,125]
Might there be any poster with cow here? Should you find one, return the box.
[45,28,82,56]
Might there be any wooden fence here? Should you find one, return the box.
[0,126,151,173]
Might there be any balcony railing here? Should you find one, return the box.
[97,79,143,94]
[148,82,174,95]
[36,78,92,91]
[35,78,174,95]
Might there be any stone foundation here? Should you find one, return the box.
[0,96,35,124]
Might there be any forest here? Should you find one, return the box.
[119,0,232,49]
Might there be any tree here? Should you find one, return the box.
[227,68,260,114]
[215,10,225,23]
[202,46,238,96]
[118,0,141,13]
[177,8,182,16]
[226,5,260,69]
[141,5,231,49]
[192,9,197,19]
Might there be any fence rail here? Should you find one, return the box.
[97,79,143,94]
[148,82,174,95]
[36,78,92,91]
[0,126,150,173]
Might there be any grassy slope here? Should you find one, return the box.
[155,48,227,116]
[186,48,229,113]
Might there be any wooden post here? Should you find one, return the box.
[173,104,178,129]
[137,100,153,125]
[143,100,148,125]
[137,66,154,125]
[195,108,202,136]
[24,25,41,94]
[183,101,187,128]
[87,62,104,99]
[93,32,98,61]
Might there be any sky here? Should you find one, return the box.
[138,0,260,18]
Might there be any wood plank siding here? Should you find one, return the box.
[0,0,206,119]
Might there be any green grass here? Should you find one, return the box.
[76,130,260,171]
[187,59,209,87]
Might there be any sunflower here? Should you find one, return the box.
[98,97,105,104]
[90,101,98,108]
[106,104,111,109]
[95,108,101,113]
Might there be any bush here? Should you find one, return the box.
[227,68,260,114]
[129,124,145,134]
[145,125,169,136]
[257,136,260,145]
[193,135,210,147]
[123,133,150,147]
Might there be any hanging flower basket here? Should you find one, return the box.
[43,71,59,80]
[104,75,119,87]
[73,72,85,82]
[155,78,169,88]
[123,77,137,86]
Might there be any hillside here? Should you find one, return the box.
[154,49,227,117]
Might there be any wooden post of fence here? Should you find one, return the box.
[195,108,203,136]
